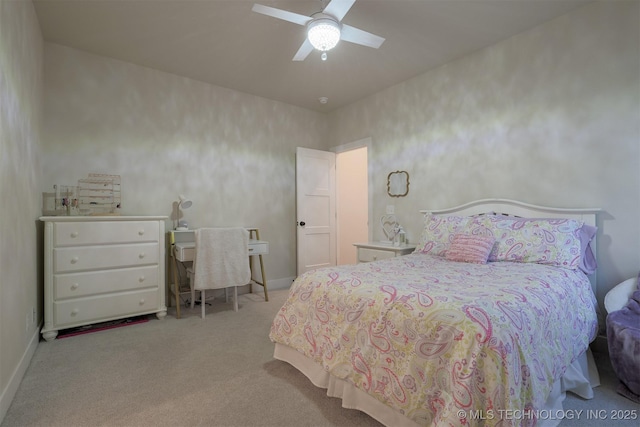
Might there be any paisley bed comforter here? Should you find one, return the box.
[270,253,598,426]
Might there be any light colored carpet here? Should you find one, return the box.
[2,289,638,427]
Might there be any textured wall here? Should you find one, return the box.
[0,0,43,419]
[43,44,329,284]
[35,1,640,323]
[329,1,640,311]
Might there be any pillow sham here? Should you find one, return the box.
[445,233,496,264]
[414,214,470,256]
[415,212,596,271]
[479,215,584,270]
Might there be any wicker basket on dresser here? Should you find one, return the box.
[40,216,168,341]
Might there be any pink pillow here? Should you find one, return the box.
[445,234,496,264]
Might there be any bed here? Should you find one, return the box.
[270,199,601,426]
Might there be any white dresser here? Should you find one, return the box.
[353,242,416,263]
[40,216,168,341]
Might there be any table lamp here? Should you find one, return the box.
[175,195,192,230]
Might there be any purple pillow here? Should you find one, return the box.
[578,224,597,275]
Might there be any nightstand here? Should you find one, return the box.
[353,242,416,263]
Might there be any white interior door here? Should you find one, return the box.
[296,147,336,276]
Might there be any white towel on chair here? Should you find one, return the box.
[193,228,250,291]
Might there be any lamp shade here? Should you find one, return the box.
[307,18,341,51]
[178,195,192,209]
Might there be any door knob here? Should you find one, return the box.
[299,221,306,226]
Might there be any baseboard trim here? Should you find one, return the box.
[0,324,40,424]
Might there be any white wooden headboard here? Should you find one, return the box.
[420,198,601,291]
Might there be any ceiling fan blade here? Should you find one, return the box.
[341,24,385,49]
[252,4,312,26]
[293,39,314,61]
[322,0,356,22]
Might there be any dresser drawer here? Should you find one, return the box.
[54,266,159,300]
[53,289,159,326]
[54,221,159,246]
[358,248,396,262]
[174,243,194,262]
[248,240,269,256]
[54,243,159,273]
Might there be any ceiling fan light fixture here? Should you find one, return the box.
[307,18,341,51]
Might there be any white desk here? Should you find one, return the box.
[169,228,269,318]
[174,239,269,262]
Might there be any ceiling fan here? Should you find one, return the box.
[252,0,385,61]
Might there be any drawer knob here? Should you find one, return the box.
[138,230,145,236]
[71,308,79,316]
[373,256,378,260]
[139,276,145,282]
[70,257,79,264]
[139,299,146,305]
[71,283,79,290]
[71,232,79,238]
[138,253,146,259]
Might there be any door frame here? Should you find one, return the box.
[333,137,372,262]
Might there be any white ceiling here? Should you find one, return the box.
[33,0,591,113]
